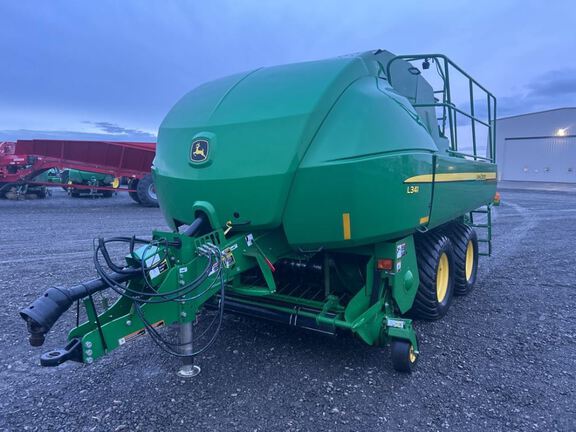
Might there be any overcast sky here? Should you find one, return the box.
[1,0,575,141]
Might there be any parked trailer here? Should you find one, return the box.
[0,139,158,206]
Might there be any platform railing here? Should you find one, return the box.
[386,54,497,163]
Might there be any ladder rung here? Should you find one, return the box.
[469,206,492,257]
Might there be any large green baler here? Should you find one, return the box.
[21,51,497,374]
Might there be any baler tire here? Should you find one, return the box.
[136,174,158,207]
[391,339,418,373]
[411,232,455,320]
[443,223,478,296]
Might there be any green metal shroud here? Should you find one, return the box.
[66,169,115,185]
[27,50,497,369]
[153,50,496,248]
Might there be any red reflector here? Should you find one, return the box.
[377,258,394,271]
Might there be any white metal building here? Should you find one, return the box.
[495,108,576,183]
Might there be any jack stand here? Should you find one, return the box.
[177,321,200,378]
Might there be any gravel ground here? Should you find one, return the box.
[0,189,575,431]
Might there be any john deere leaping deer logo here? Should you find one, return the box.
[190,139,209,163]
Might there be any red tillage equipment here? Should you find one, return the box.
[0,139,158,206]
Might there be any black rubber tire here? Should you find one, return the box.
[128,179,141,204]
[136,174,158,207]
[411,231,455,320]
[34,187,48,199]
[60,170,70,191]
[442,223,479,296]
[391,339,418,373]
[0,183,14,198]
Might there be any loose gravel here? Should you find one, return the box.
[0,189,574,431]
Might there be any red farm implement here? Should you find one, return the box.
[0,139,158,206]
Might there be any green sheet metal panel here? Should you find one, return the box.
[154,50,497,247]
[154,56,369,230]
[427,155,497,228]
[283,76,437,248]
[66,169,114,184]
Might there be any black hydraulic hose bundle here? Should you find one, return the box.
[133,260,226,357]
[92,236,215,304]
[90,219,226,358]
[20,216,227,358]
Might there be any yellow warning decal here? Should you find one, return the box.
[342,213,351,240]
[118,320,164,346]
[404,172,497,183]
[419,216,429,224]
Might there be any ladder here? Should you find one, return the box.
[469,205,492,256]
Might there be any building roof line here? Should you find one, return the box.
[498,107,576,121]
[505,134,576,141]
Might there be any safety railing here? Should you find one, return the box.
[386,54,497,163]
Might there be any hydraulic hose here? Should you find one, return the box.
[21,214,211,349]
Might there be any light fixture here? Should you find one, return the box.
[555,127,568,136]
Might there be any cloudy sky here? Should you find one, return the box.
[1,0,575,142]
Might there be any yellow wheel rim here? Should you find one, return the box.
[465,240,474,281]
[409,345,417,363]
[112,177,120,189]
[436,252,449,303]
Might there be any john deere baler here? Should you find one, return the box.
[21,50,497,373]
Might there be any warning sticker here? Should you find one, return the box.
[118,320,164,346]
[222,244,237,269]
[208,261,220,276]
[224,244,238,253]
[223,253,235,268]
[386,319,405,329]
[146,254,168,279]
[396,243,407,259]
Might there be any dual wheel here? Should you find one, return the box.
[412,222,479,320]
[390,222,479,372]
